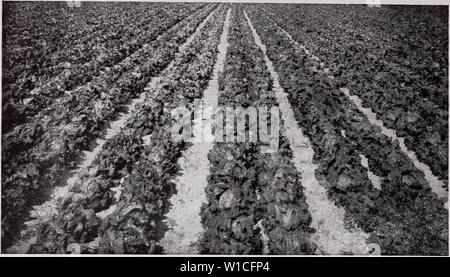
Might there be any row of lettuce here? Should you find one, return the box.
[247,6,448,255]
[259,4,448,185]
[199,8,315,254]
[14,5,228,254]
[1,3,218,252]
[3,2,205,133]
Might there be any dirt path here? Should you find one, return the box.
[159,8,232,254]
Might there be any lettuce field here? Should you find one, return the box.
[1,2,448,255]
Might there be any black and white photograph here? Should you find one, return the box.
[0,0,448,259]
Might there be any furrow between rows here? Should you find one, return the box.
[159,8,232,254]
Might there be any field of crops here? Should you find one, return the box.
[1,2,448,255]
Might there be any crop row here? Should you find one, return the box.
[199,7,314,255]
[3,2,148,96]
[15,5,228,254]
[2,2,204,133]
[2,2,201,90]
[259,4,448,183]
[3,2,119,81]
[2,3,216,162]
[248,7,448,255]
[1,3,218,251]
